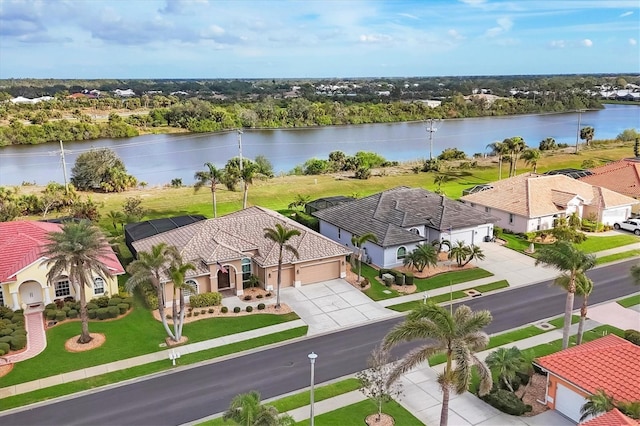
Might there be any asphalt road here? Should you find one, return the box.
[2,260,638,426]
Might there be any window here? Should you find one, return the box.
[93,277,105,295]
[396,247,407,260]
[55,279,70,298]
[0,289,4,307]
[509,213,515,224]
[485,207,490,213]
[338,228,341,239]
[184,280,198,298]
[409,228,420,235]
[241,258,252,286]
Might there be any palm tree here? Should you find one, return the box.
[263,224,301,309]
[404,243,438,272]
[555,273,593,345]
[383,303,493,426]
[223,390,295,426]
[168,256,196,342]
[287,194,310,211]
[241,161,259,209]
[449,240,471,267]
[105,210,125,231]
[485,346,524,393]
[580,389,614,422]
[43,221,112,344]
[461,244,485,266]
[535,241,597,349]
[521,148,541,173]
[486,141,508,180]
[194,162,223,217]
[351,233,378,282]
[580,126,595,147]
[504,136,526,177]
[631,264,640,285]
[126,243,180,341]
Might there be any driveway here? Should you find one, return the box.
[279,279,399,335]
[587,302,640,330]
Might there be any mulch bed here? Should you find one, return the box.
[64,333,106,353]
[366,413,394,425]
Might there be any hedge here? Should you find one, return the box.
[117,303,130,315]
[404,272,414,285]
[68,309,78,319]
[189,292,222,308]
[9,335,27,351]
[96,308,110,320]
[624,329,640,346]
[88,309,98,319]
[482,389,532,416]
[0,342,10,355]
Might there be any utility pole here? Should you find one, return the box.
[237,129,244,173]
[575,110,583,154]
[59,140,69,194]
[426,119,441,160]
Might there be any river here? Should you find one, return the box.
[0,104,638,186]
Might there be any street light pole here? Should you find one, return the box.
[308,352,318,426]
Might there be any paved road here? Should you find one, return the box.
[2,260,637,426]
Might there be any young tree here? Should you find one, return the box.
[287,194,310,211]
[194,162,223,218]
[580,126,595,147]
[521,148,541,173]
[580,389,614,422]
[351,233,378,282]
[106,210,125,231]
[449,240,471,267]
[356,345,404,422]
[383,303,493,426]
[485,347,524,393]
[70,148,136,192]
[263,223,301,309]
[223,390,294,426]
[461,244,485,266]
[43,221,112,344]
[403,243,438,272]
[535,241,596,349]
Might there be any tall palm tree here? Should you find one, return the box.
[535,241,596,349]
[485,346,524,393]
[168,256,196,342]
[194,162,223,217]
[126,243,180,341]
[263,223,301,309]
[486,141,508,180]
[555,273,593,345]
[580,389,614,422]
[223,390,295,426]
[383,303,493,426]
[580,126,595,147]
[241,162,259,209]
[404,243,438,273]
[504,136,526,177]
[631,264,640,285]
[521,148,541,173]
[351,233,378,282]
[43,221,112,344]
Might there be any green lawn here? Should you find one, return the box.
[547,315,580,328]
[2,296,300,387]
[0,326,308,412]
[497,233,638,256]
[617,294,640,308]
[596,249,640,265]
[294,399,422,426]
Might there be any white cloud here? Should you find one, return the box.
[459,0,486,5]
[581,38,593,47]
[630,38,638,46]
[485,17,513,37]
[619,11,634,17]
[359,34,392,43]
[397,13,419,20]
[549,40,566,48]
[448,29,465,40]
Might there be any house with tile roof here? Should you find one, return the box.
[131,206,351,303]
[0,221,124,310]
[535,335,640,423]
[460,173,638,233]
[579,158,640,213]
[579,408,639,426]
[312,186,497,268]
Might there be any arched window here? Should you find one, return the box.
[93,277,105,295]
[241,258,252,287]
[396,247,407,260]
[55,278,71,298]
[409,228,420,235]
[0,289,4,307]
[184,280,198,298]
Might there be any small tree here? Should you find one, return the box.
[351,233,378,282]
[122,197,146,221]
[356,346,403,422]
[580,126,595,147]
[449,240,471,267]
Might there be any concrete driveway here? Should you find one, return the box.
[279,279,399,335]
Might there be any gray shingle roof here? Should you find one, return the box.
[313,187,497,247]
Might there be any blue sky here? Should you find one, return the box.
[0,0,638,79]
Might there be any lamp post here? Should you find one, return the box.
[308,352,318,426]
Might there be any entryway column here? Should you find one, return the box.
[11,291,20,310]
[43,286,52,305]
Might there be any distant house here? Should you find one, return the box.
[460,173,638,233]
[305,196,355,215]
[114,89,135,97]
[579,158,640,212]
[0,221,124,310]
[131,207,350,304]
[535,335,640,423]
[313,187,497,268]
[10,96,53,104]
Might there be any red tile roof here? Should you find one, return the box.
[0,221,124,283]
[536,335,640,403]
[579,159,640,198]
[580,409,640,426]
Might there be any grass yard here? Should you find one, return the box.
[576,234,640,253]
[294,399,422,426]
[596,249,640,265]
[1,296,300,387]
[547,315,580,328]
[0,326,308,412]
[413,268,494,292]
[617,293,640,308]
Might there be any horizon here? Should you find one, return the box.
[1,0,639,80]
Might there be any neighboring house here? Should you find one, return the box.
[305,196,355,215]
[580,408,639,426]
[579,158,640,212]
[312,186,497,269]
[535,335,640,423]
[460,173,639,233]
[131,207,351,304]
[0,221,124,310]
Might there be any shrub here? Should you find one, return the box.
[166,314,172,319]
[383,275,394,287]
[68,309,78,319]
[107,306,119,318]
[394,273,405,286]
[187,312,192,317]
[221,306,229,314]
[0,342,10,354]
[0,336,12,344]
[62,306,71,313]
[96,308,110,320]
[9,335,27,351]
[208,308,215,314]
[117,303,129,315]
[86,302,99,310]
[482,389,532,416]
[257,303,266,310]
[45,303,57,310]
[88,309,97,319]
[108,297,122,306]
[246,306,253,313]
[0,328,12,337]
[55,311,67,322]
[123,297,134,305]
[256,294,264,299]
[233,306,241,313]
[624,329,640,346]
[189,292,222,308]
[244,295,252,301]
[45,310,57,321]
[379,268,391,278]
[265,292,272,297]
[11,313,24,323]
[199,309,205,315]
[404,272,414,285]
[194,311,200,317]
[94,296,110,308]
[138,282,158,310]
[361,278,369,288]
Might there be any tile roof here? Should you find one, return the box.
[132,207,351,281]
[312,187,497,247]
[579,158,640,198]
[536,335,640,403]
[0,221,124,283]
[460,173,639,217]
[580,409,640,426]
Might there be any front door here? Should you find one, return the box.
[218,270,231,289]
[19,281,43,305]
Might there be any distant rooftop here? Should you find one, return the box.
[462,184,493,196]
[544,168,593,179]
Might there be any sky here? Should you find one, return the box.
[0,0,638,79]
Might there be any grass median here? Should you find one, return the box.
[617,294,640,308]
[596,249,640,265]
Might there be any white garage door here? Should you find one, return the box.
[555,383,589,423]
[450,230,474,246]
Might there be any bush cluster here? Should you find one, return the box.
[189,292,222,308]
[0,307,27,354]
[481,389,532,416]
[290,211,319,232]
[138,282,159,310]
[44,295,131,324]
[624,329,640,346]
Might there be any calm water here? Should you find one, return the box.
[1,104,638,186]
